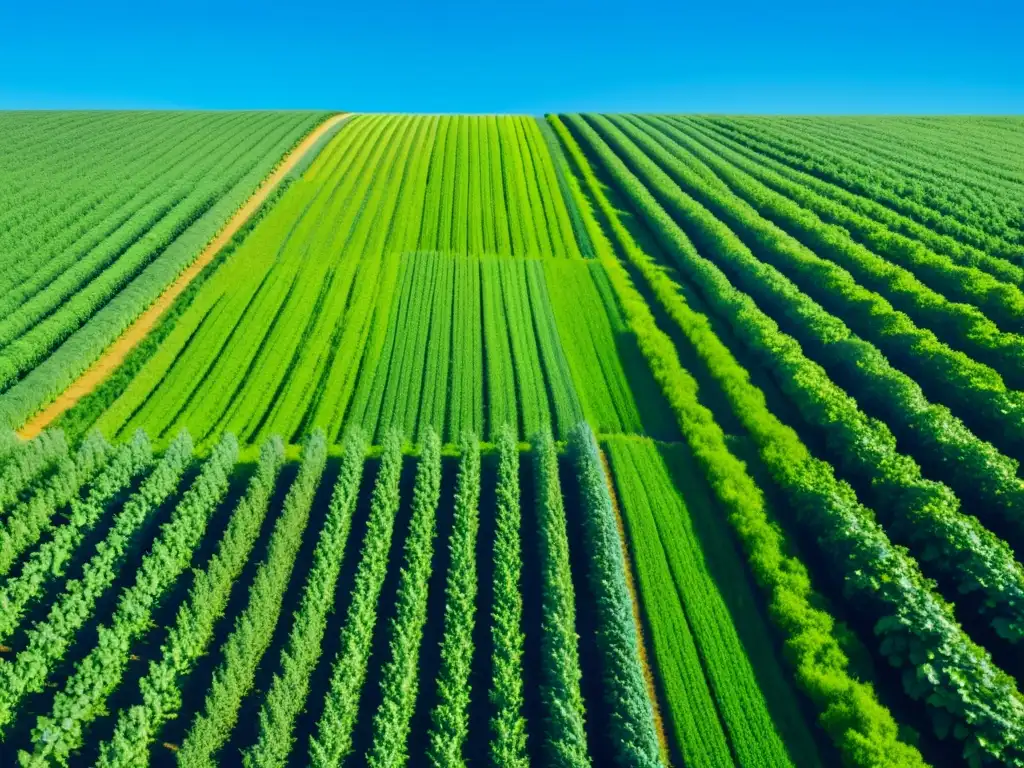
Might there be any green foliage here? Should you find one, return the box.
[92,115,598,445]
[585,114,1024,468]
[52,177,298,443]
[427,434,482,767]
[550,114,927,768]
[701,116,1023,260]
[0,428,68,513]
[177,428,365,768]
[623,115,1024,385]
[564,111,1024,767]
[308,430,405,768]
[0,430,151,650]
[533,428,591,768]
[0,430,191,743]
[567,424,661,768]
[575,115,1024,643]
[6,113,1024,768]
[366,428,443,768]
[0,113,325,431]
[19,432,238,765]
[0,430,110,576]
[489,425,529,768]
[449,257,484,438]
[666,117,1024,327]
[96,433,286,767]
[603,438,731,768]
[545,261,643,433]
[219,430,336,768]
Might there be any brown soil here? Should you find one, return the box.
[599,448,672,765]
[18,113,350,440]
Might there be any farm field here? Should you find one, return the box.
[0,111,331,433]
[1,112,1024,768]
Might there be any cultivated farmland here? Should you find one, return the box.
[1,112,1023,768]
[0,111,328,432]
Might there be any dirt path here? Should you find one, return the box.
[18,113,350,440]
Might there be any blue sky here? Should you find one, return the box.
[1,0,1021,113]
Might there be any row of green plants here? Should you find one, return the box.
[308,431,405,767]
[488,425,529,767]
[365,429,443,768]
[427,434,482,766]
[0,114,323,431]
[774,117,1024,233]
[177,429,365,767]
[367,257,446,441]
[592,115,1024,643]
[449,258,485,438]
[567,424,661,767]
[564,112,1024,766]
[96,434,286,767]
[219,119,401,446]
[535,118,598,258]
[706,117,1021,258]
[533,429,590,767]
[325,117,432,444]
[612,434,812,767]
[603,437,732,767]
[545,260,644,435]
[0,116,315,394]
[0,113,240,289]
[481,261,518,438]
[668,117,1024,326]
[627,114,1024,385]
[551,113,927,767]
[98,114,387,445]
[19,432,239,766]
[0,431,192,745]
[0,427,68,511]
[594,114,1024,457]
[0,116,258,346]
[0,430,109,575]
[229,430,338,768]
[501,259,561,436]
[0,431,151,647]
[577,114,1024,557]
[525,262,586,431]
[683,117,1024,286]
[418,258,457,439]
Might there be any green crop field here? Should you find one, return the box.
[1,111,1024,768]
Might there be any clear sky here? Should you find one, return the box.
[1,0,1021,113]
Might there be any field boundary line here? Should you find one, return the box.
[17,112,351,440]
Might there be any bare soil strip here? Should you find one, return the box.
[18,113,350,439]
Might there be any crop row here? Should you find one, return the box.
[557,113,1024,765]
[0,113,326,431]
[0,415,674,768]
[704,117,1023,257]
[82,116,645,447]
[550,113,929,766]
[19,432,238,766]
[580,114,1024,642]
